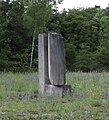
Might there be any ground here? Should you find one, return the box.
[0,72,109,119]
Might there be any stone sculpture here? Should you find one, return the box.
[38,32,71,97]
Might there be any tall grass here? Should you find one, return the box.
[0,72,109,119]
[0,72,38,100]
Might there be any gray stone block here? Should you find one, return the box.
[45,85,71,97]
[38,33,50,95]
[38,32,71,97]
[45,85,63,97]
[63,85,71,96]
[48,33,66,85]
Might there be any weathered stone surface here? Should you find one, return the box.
[38,33,50,95]
[38,32,71,97]
[63,85,71,96]
[45,85,71,97]
[48,33,66,85]
[45,85,63,96]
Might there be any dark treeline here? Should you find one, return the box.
[0,0,109,72]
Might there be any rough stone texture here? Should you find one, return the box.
[45,85,71,97]
[38,32,71,97]
[63,85,71,96]
[45,85,63,96]
[38,33,50,95]
[48,33,66,85]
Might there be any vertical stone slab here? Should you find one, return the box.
[48,33,66,85]
[38,33,50,95]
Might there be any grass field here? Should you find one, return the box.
[0,72,109,120]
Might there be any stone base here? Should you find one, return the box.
[44,85,71,97]
[63,85,71,96]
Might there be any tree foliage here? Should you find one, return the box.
[0,0,109,72]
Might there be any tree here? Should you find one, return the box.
[0,0,11,71]
[23,0,62,70]
[7,0,32,72]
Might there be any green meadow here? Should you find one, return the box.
[0,72,109,120]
